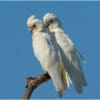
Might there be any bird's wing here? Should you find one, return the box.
[74,47,86,63]
[50,31,71,89]
[54,30,87,93]
[59,31,85,62]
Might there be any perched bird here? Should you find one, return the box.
[27,15,71,97]
[43,13,87,93]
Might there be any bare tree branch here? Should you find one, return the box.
[22,72,51,100]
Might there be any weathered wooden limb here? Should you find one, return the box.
[22,72,50,100]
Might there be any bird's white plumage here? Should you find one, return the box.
[27,15,71,96]
[43,13,87,93]
[27,15,36,28]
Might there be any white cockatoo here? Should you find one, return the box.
[27,15,71,96]
[43,13,87,93]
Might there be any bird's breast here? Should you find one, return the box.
[32,34,50,58]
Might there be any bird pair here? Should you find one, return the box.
[27,13,87,97]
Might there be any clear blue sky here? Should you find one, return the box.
[0,1,100,99]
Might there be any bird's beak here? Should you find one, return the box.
[45,21,49,27]
[44,20,49,27]
[28,28,33,34]
[47,23,49,27]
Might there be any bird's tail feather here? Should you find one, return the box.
[70,49,87,86]
[74,81,83,93]
[69,61,87,93]
[63,55,87,93]
[61,66,71,90]
[70,68,83,93]
[47,66,64,97]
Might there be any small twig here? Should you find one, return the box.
[22,72,50,100]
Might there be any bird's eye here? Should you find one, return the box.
[32,24,36,28]
[49,19,53,23]
[47,19,54,27]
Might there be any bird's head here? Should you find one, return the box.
[43,13,61,31]
[27,15,46,34]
